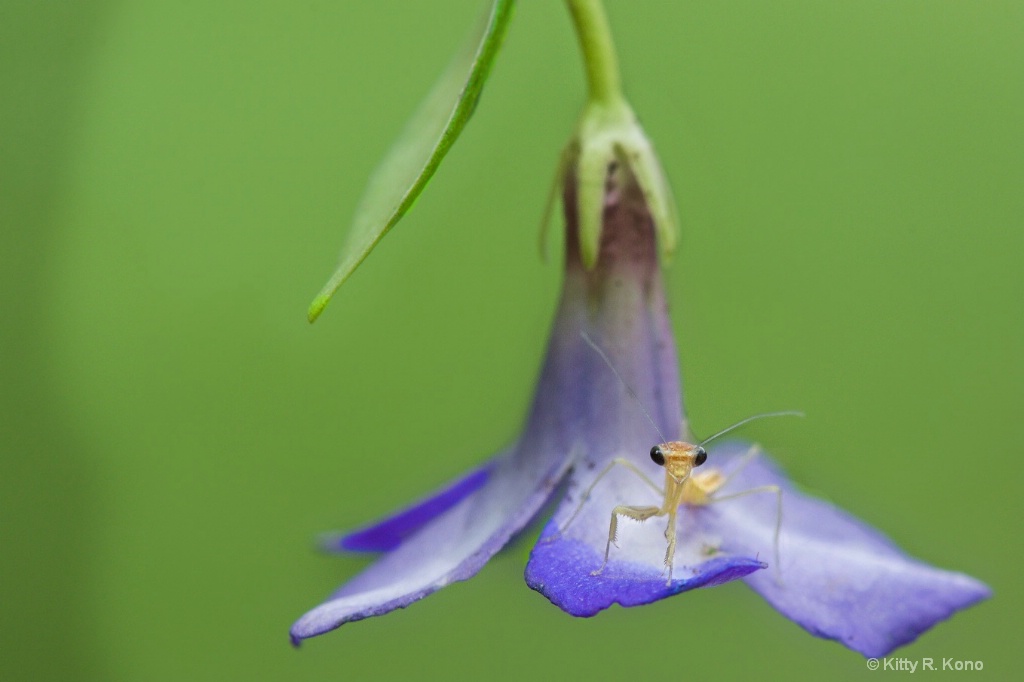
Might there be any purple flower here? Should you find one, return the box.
[291,162,989,656]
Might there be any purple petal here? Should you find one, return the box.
[290,451,572,644]
[525,449,766,615]
[701,442,991,657]
[292,446,573,643]
[527,523,764,616]
[320,463,493,553]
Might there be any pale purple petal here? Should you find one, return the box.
[526,441,766,614]
[700,441,992,657]
[527,523,763,616]
[320,463,493,553]
[290,450,572,644]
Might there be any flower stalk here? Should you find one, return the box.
[566,0,626,111]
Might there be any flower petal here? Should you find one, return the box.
[319,462,493,553]
[527,522,764,616]
[290,450,572,644]
[701,442,992,657]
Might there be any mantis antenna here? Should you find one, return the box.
[580,330,668,445]
[699,411,804,446]
[580,330,802,445]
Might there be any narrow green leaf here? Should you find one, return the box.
[308,0,515,323]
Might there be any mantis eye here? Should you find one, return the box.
[649,446,665,466]
[694,447,707,466]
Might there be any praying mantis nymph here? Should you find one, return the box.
[564,332,802,586]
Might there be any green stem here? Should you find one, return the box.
[565,0,624,108]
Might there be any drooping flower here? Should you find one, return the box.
[291,133,989,654]
[293,0,988,655]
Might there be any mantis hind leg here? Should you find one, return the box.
[706,484,784,585]
[714,444,763,491]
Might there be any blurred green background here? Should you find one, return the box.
[2,1,1020,679]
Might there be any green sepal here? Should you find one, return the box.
[537,146,573,263]
[575,139,616,269]
[616,136,678,264]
